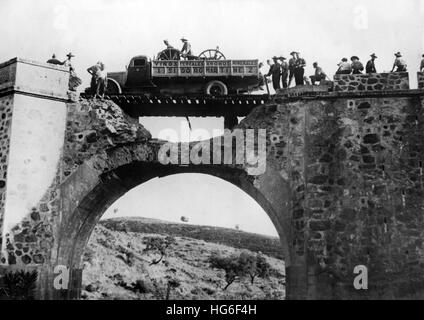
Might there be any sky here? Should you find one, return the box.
[1,0,424,237]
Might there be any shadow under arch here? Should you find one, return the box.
[55,161,291,299]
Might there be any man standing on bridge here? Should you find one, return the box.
[288,51,297,87]
[266,56,282,91]
[279,56,289,88]
[87,61,107,98]
[293,52,306,86]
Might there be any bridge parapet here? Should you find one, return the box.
[0,57,70,100]
[334,72,409,92]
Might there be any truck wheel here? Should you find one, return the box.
[205,81,228,96]
[106,78,122,94]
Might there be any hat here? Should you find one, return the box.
[395,52,402,57]
[341,57,348,62]
[370,53,377,58]
[290,51,298,55]
[181,37,188,41]
[66,52,75,58]
[278,56,286,60]
[351,56,359,61]
[272,56,278,60]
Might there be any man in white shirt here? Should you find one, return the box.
[391,52,407,72]
[336,58,352,74]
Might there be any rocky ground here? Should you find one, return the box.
[81,218,285,300]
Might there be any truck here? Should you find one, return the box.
[105,47,262,96]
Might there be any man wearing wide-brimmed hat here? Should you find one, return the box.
[180,37,193,59]
[279,56,289,88]
[293,52,306,86]
[266,56,282,91]
[391,52,407,72]
[288,51,298,86]
[62,52,81,91]
[63,52,75,69]
[350,56,364,74]
[366,53,377,74]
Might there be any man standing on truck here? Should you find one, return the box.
[180,37,193,60]
[266,56,282,91]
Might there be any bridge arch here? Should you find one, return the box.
[54,142,292,298]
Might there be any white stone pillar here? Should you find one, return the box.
[0,58,70,266]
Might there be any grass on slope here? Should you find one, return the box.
[100,217,284,260]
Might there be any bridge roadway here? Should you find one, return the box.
[80,89,424,118]
[80,93,272,118]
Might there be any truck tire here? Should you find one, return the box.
[106,78,122,94]
[205,80,228,96]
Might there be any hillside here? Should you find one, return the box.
[100,217,284,260]
[81,218,285,300]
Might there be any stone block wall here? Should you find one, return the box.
[293,96,424,299]
[334,72,409,92]
[0,96,14,258]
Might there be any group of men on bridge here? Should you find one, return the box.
[264,51,423,92]
[335,52,408,75]
[264,51,309,90]
[264,51,331,90]
[47,53,107,98]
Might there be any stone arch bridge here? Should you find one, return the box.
[1,58,424,299]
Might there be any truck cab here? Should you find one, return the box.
[126,55,152,87]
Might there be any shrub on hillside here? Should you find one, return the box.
[209,252,244,290]
[209,251,272,290]
[143,236,176,265]
[238,252,271,284]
